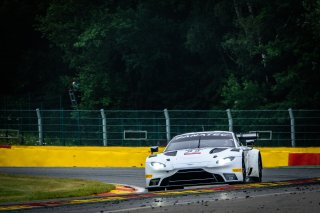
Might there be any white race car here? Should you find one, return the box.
[145,131,262,191]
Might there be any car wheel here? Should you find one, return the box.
[166,186,184,190]
[242,153,247,183]
[251,153,262,182]
[147,187,165,192]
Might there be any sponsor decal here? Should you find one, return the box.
[175,132,232,140]
[184,149,202,155]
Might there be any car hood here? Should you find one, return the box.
[147,147,242,169]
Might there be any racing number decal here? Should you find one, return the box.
[184,149,202,155]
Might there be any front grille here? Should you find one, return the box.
[160,169,224,186]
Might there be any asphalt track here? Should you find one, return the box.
[1,167,320,188]
[0,167,320,212]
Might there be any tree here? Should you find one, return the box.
[35,0,320,109]
[220,0,320,109]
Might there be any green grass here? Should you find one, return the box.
[0,173,115,203]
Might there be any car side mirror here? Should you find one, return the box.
[150,146,159,154]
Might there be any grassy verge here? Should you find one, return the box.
[0,173,115,203]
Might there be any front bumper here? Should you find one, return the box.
[146,165,243,188]
[159,168,226,186]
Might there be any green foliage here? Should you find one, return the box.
[221,74,266,109]
[3,0,319,109]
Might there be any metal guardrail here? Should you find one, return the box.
[0,109,319,147]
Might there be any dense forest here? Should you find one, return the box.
[1,0,320,110]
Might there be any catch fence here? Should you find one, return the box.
[0,109,319,147]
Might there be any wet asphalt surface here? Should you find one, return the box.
[15,183,320,213]
[0,167,320,212]
[0,167,146,188]
[0,167,320,188]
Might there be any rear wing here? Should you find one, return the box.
[236,132,259,140]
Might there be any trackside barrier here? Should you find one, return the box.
[0,146,320,168]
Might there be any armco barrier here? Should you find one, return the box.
[0,146,320,168]
[0,146,152,167]
[260,147,320,167]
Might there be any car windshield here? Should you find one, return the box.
[165,133,235,152]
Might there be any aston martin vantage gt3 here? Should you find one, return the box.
[145,131,262,191]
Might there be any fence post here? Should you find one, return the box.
[77,110,81,145]
[60,109,65,146]
[288,108,296,147]
[226,109,233,132]
[36,108,43,145]
[100,109,107,146]
[164,109,171,143]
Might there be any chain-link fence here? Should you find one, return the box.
[0,109,319,147]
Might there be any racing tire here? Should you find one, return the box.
[147,187,165,192]
[242,153,247,183]
[166,186,184,190]
[251,153,262,183]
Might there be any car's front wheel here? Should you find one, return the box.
[251,153,262,182]
[242,153,247,183]
[147,187,165,192]
[166,186,184,190]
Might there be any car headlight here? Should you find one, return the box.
[150,162,166,169]
[216,157,235,165]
